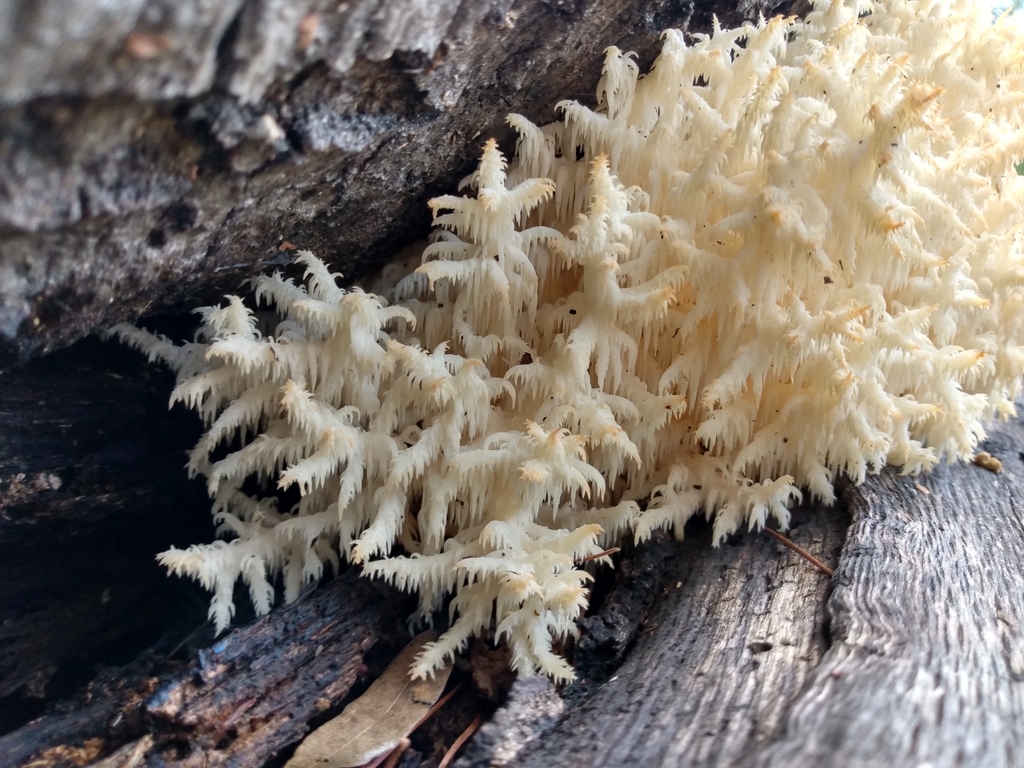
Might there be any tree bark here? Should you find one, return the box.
[0,0,781,363]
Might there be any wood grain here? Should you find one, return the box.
[473,506,846,768]
[750,416,1024,768]
[465,415,1024,768]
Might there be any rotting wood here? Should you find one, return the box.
[0,568,406,768]
[143,573,406,767]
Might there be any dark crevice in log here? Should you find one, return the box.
[453,676,564,768]
[563,531,681,704]
[0,337,211,734]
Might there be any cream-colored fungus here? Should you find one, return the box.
[115,0,1024,680]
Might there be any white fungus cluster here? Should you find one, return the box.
[115,0,1024,681]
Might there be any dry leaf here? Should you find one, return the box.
[285,631,452,768]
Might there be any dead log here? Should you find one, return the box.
[455,499,845,767]
[0,566,408,768]
[3,363,1023,767]
[748,435,1024,767]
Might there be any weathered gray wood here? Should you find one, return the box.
[749,420,1024,768]
[464,506,846,768]
[459,417,1024,768]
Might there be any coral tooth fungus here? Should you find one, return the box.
[115,0,1024,680]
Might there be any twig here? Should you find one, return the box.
[577,547,621,564]
[438,715,483,768]
[763,528,834,577]
[415,682,462,730]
